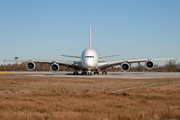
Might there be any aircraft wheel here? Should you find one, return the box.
[74,72,78,75]
[87,72,92,76]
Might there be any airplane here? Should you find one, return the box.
[4,26,176,75]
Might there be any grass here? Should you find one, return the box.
[0,74,180,120]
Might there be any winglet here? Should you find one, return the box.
[89,25,92,48]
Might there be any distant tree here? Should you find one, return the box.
[166,60,177,72]
[137,65,144,71]
[176,63,180,72]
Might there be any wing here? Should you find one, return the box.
[61,55,81,58]
[98,58,177,69]
[98,54,120,59]
[4,59,82,70]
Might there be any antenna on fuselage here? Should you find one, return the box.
[89,25,92,48]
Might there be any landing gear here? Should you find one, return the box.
[82,71,87,75]
[81,69,100,76]
[73,71,78,75]
[94,71,99,75]
[102,70,107,75]
[87,68,92,76]
[87,72,92,76]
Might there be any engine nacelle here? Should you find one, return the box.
[50,63,60,72]
[145,60,154,69]
[26,61,36,70]
[121,62,130,72]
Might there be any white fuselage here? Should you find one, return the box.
[81,48,98,70]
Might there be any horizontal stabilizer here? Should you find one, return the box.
[99,54,120,59]
[61,55,81,58]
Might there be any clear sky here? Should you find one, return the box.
[0,0,180,66]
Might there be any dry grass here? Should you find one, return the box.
[0,74,180,120]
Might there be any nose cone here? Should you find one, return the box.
[84,59,97,68]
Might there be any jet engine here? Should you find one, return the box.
[50,63,60,72]
[121,62,130,72]
[145,60,154,69]
[26,61,36,70]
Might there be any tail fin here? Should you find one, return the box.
[89,25,92,48]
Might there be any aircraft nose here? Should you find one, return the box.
[84,60,96,68]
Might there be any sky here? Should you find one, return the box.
[0,0,180,66]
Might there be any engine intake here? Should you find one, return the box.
[26,61,36,70]
[145,61,154,69]
[50,63,60,72]
[121,62,130,72]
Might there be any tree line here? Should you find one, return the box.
[110,60,180,72]
[0,62,74,71]
[0,60,179,72]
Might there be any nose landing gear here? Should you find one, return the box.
[87,72,92,76]
[87,68,92,76]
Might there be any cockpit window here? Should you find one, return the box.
[84,56,94,58]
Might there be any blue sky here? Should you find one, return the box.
[0,0,180,66]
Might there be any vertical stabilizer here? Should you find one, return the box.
[89,25,92,48]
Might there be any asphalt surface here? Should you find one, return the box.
[3,71,180,78]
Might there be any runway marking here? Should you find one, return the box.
[110,81,180,93]
[0,72,9,74]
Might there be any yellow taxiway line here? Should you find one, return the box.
[0,72,9,74]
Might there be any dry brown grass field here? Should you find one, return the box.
[0,74,180,120]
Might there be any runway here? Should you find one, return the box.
[4,71,180,78]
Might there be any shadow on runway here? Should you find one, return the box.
[44,73,84,76]
[111,73,146,75]
[44,73,125,76]
[111,73,124,75]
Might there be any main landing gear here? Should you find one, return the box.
[94,71,99,75]
[74,70,106,76]
[73,71,78,75]
[82,71,93,75]
[82,71,87,75]
[102,70,107,75]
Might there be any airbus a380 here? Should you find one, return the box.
[4,26,176,75]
